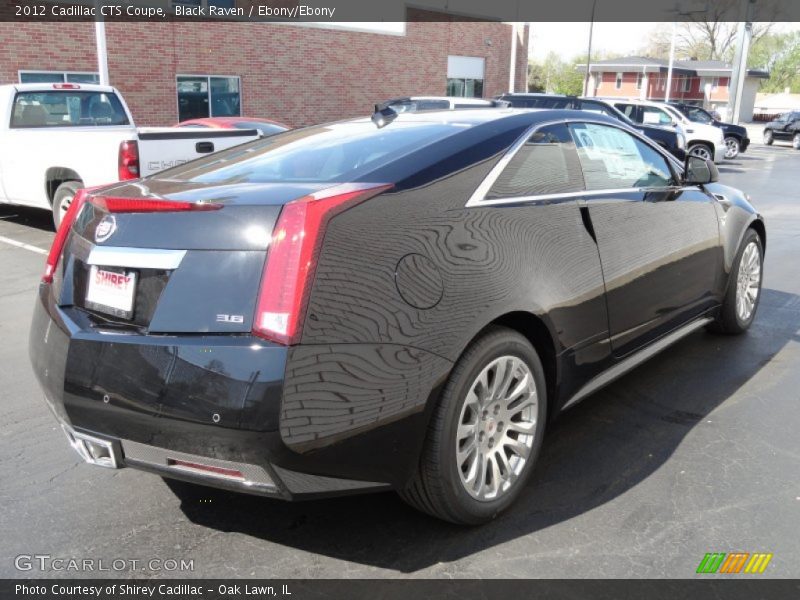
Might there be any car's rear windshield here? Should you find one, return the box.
[10,91,129,128]
[157,120,463,184]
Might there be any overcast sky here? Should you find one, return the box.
[528,22,800,61]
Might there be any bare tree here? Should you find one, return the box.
[675,0,775,61]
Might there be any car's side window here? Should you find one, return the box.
[486,123,585,199]
[569,122,675,191]
[614,103,637,121]
[641,106,673,126]
[685,107,713,124]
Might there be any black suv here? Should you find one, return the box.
[498,94,686,160]
[665,102,750,159]
[763,112,800,149]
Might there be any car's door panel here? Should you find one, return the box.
[568,121,721,357]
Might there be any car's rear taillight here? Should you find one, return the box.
[42,187,94,283]
[89,196,222,213]
[253,183,392,345]
[118,140,140,180]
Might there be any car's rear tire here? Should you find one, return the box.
[688,143,713,161]
[708,229,763,335]
[793,133,800,150]
[724,136,741,159]
[400,326,547,524]
[763,129,774,145]
[52,181,82,230]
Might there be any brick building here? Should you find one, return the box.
[0,15,528,128]
[579,56,768,121]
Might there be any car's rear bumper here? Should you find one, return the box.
[30,284,449,498]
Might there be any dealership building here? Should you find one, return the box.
[0,11,528,127]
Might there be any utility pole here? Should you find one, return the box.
[728,0,757,123]
[95,1,109,85]
[665,21,677,102]
[582,0,597,97]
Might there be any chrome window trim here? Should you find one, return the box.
[465,116,685,208]
[87,246,187,270]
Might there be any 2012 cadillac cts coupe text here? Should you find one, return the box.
[30,108,765,524]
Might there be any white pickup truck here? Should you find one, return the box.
[0,83,261,228]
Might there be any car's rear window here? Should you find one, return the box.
[158,121,463,184]
[10,91,129,128]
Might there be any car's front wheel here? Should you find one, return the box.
[724,136,741,159]
[400,326,547,524]
[763,129,774,145]
[709,229,763,334]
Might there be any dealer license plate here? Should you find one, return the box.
[85,266,137,319]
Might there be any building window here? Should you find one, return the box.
[447,56,485,98]
[176,75,240,121]
[679,78,692,92]
[615,72,623,90]
[636,73,643,90]
[20,71,99,84]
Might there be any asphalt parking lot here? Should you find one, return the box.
[1,141,799,579]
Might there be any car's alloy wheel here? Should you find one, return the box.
[708,228,763,335]
[689,144,713,161]
[455,355,538,502]
[763,130,774,145]
[400,326,547,524]
[724,136,740,159]
[735,241,761,323]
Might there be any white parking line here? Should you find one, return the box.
[0,234,48,255]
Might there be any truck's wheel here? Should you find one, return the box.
[724,136,740,159]
[52,181,82,230]
[400,326,547,524]
[688,143,713,161]
[793,133,800,150]
[763,129,774,145]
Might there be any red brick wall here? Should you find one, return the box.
[0,17,527,128]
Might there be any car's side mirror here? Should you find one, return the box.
[684,155,719,185]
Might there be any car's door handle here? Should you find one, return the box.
[196,141,214,153]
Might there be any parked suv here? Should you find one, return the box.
[763,112,800,149]
[611,99,726,163]
[498,93,686,160]
[664,102,749,159]
[31,108,765,524]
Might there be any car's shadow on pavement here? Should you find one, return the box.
[0,204,54,232]
[168,287,800,573]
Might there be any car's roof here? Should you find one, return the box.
[5,82,117,93]
[358,107,623,128]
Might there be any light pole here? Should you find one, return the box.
[665,21,676,102]
[582,0,597,97]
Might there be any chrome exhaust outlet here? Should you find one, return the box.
[61,424,120,469]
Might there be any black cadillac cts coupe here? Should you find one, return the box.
[30,108,765,524]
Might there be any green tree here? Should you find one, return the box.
[528,52,585,95]
[749,31,800,93]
